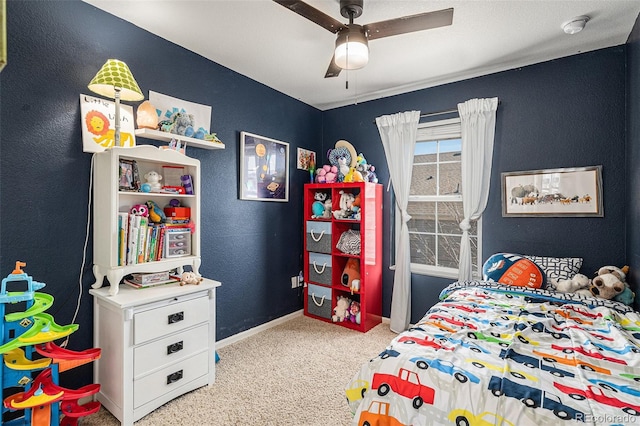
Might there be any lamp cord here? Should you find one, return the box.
[61,152,95,348]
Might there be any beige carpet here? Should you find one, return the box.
[81,314,396,425]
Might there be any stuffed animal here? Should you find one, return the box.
[180,271,203,286]
[552,273,590,293]
[332,296,352,322]
[344,166,364,183]
[311,192,328,218]
[170,112,196,137]
[346,301,361,324]
[356,153,379,183]
[351,194,361,221]
[341,258,361,294]
[336,156,350,182]
[578,265,629,300]
[144,171,163,192]
[146,200,166,223]
[332,190,356,219]
[129,204,149,217]
[316,165,338,184]
[614,282,635,305]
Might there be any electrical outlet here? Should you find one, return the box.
[291,276,298,289]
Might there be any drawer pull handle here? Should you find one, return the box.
[167,370,183,385]
[167,341,184,355]
[168,311,184,324]
[312,261,327,274]
[310,230,325,242]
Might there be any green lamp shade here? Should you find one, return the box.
[88,59,144,101]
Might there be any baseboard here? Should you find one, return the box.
[216,310,304,349]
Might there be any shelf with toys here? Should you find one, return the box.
[303,181,382,333]
[135,128,225,150]
[92,145,204,296]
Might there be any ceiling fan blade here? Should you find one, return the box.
[364,7,453,41]
[325,54,342,78]
[273,0,346,34]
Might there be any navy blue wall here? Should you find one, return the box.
[0,1,636,387]
[1,0,321,388]
[322,46,627,323]
[627,14,640,312]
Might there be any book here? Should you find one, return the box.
[123,275,180,289]
[130,271,170,284]
[117,212,129,266]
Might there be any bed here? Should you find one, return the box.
[346,279,640,426]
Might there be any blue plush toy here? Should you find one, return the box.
[311,192,329,218]
[614,283,635,305]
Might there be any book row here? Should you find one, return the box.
[117,213,192,266]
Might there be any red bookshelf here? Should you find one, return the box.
[303,182,383,332]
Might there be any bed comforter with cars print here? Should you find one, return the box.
[346,281,640,426]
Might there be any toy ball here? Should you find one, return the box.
[140,183,152,193]
[169,198,181,207]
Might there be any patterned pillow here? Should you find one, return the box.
[523,255,583,282]
[482,253,546,289]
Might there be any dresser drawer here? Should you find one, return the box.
[134,323,209,377]
[133,350,209,409]
[133,296,209,345]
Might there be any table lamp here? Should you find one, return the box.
[88,59,144,147]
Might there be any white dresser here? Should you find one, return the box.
[90,279,220,425]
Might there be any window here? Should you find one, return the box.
[398,118,480,279]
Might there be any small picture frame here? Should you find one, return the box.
[119,159,140,191]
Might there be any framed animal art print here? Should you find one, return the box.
[501,165,603,217]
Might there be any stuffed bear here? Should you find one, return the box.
[170,112,196,137]
[332,296,352,322]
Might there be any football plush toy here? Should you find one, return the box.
[482,253,546,289]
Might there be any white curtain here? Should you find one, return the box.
[457,98,499,281]
[376,111,420,333]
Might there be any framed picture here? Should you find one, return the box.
[0,0,6,73]
[119,159,140,191]
[502,165,603,217]
[240,131,289,202]
[297,148,316,171]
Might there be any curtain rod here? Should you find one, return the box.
[373,100,501,123]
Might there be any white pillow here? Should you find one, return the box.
[524,255,583,282]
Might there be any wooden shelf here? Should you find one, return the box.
[135,128,225,150]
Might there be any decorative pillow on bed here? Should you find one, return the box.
[523,255,583,282]
[482,253,546,289]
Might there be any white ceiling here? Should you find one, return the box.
[83,0,640,111]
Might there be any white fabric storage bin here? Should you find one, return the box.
[309,253,332,285]
[306,221,332,254]
[307,284,332,319]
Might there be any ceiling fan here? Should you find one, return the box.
[273,0,454,78]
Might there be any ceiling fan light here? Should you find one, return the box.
[335,25,369,70]
[562,15,590,35]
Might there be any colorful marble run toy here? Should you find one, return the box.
[0,262,102,426]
